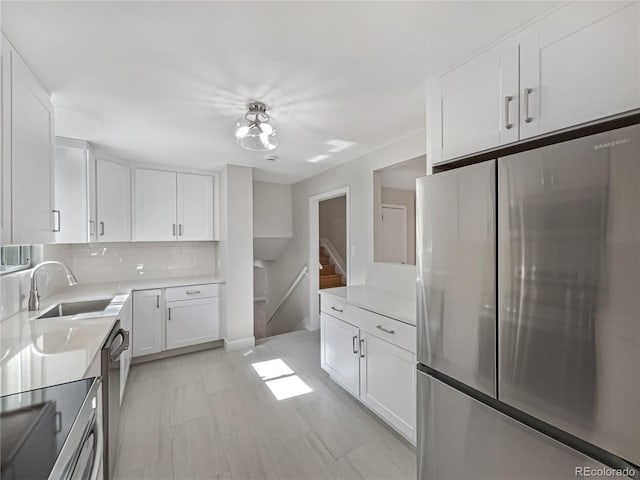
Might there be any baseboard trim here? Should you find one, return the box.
[224,336,256,352]
[131,339,223,364]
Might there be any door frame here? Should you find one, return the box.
[309,186,350,331]
[381,203,408,264]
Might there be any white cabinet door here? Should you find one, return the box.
[435,44,518,164]
[119,297,133,405]
[5,39,54,245]
[166,297,219,350]
[177,173,213,241]
[54,140,88,243]
[360,332,416,442]
[520,2,640,138]
[134,169,177,241]
[87,147,98,242]
[132,289,163,357]
[96,159,131,242]
[320,312,360,397]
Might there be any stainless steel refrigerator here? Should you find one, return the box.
[417,121,640,479]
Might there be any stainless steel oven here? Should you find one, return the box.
[0,377,103,480]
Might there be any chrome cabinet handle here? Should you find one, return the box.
[168,307,171,321]
[352,335,358,354]
[376,325,395,335]
[156,294,160,308]
[172,224,176,236]
[99,221,105,236]
[524,88,533,123]
[186,290,200,295]
[179,224,183,236]
[53,210,61,232]
[331,306,343,313]
[504,96,513,129]
[359,339,365,358]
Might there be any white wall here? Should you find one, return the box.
[319,195,347,262]
[219,164,255,351]
[265,131,425,331]
[253,181,292,238]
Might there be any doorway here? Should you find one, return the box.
[380,204,407,264]
[308,187,350,330]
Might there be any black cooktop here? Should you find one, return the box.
[0,378,94,479]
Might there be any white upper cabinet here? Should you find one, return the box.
[54,138,90,244]
[177,173,214,241]
[428,2,640,166]
[134,169,177,241]
[96,158,131,242]
[434,43,519,163]
[520,2,640,139]
[1,34,54,245]
[133,169,215,242]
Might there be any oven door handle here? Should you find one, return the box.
[88,415,103,480]
[109,329,129,361]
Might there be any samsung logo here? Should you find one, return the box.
[594,138,632,150]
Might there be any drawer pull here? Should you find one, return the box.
[186,290,201,295]
[376,325,395,335]
[331,306,343,313]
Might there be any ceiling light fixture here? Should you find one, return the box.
[235,101,279,151]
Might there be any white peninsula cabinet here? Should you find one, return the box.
[428,1,640,166]
[320,289,417,444]
[132,289,163,357]
[134,168,215,242]
[1,33,55,245]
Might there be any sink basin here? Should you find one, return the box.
[38,299,113,319]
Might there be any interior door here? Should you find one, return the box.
[134,169,177,241]
[498,123,640,465]
[381,205,407,263]
[320,313,360,396]
[97,159,131,242]
[177,173,213,241]
[520,2,640,139]
[166,297,219,350]
[416,160,496,397]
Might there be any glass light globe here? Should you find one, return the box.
[234,102,279,151]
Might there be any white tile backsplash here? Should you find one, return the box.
[0,242,217,321]
[67,241,217,284]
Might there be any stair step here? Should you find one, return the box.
[319,264,336,276]
[320,255,330,265]
[319,247,326,255]
[320,274,344,289]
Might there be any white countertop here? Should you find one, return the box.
[319,285,416,326]
[0,275,224,396]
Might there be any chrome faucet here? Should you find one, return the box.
[28,261,78,311]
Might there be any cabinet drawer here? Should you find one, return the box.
[320,296,352,321]
[356,308,416,354]
[165,283,219,302]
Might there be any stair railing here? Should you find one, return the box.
[266,265,309,325]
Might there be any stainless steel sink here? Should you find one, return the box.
[38,298,113,319]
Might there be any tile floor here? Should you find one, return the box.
[115,330,416,480]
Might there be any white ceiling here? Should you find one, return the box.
[2,1,557,184]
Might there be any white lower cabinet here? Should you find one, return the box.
[321,312,360,396]
[119,296,133,405]
[132,289,163,357]
[359,331,416,442]
[132,283,221,358]
[320,303,417,443]
[166,296,220,350]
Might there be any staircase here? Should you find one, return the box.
[319,246,345,289]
